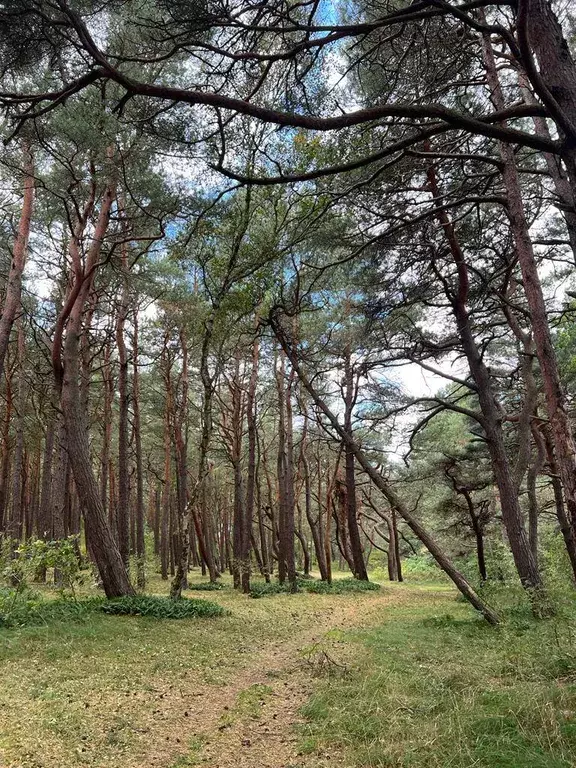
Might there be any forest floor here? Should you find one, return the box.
[1,574,575,768]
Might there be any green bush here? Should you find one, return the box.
[0,592,227,628]
[0,590,102,628]
[1,536,86,597]
[186,581,225,591]
[329,578,380,594]
[249,581,288,598]
[99,595,226,619]
[249,577,380,598]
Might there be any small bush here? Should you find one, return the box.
[99,595,226,619]
[186,581,225,591]
[327,578,380,594]
[0,590,102,628]
[1,537,86,597]
[249,577,380,598]
[249,581,288,599]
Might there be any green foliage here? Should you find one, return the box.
[99,595,227,619]
[248,581,288,598]
[0,591,102,628]
[249,577,380,598]
[186,581,226,591]
[304,578,380,594]
[401,554,449,582]
[1,537,86,597]
[0,588,227,628]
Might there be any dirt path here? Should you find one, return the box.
[136,589,404,768]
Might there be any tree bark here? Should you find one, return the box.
[0,144,34,382]
[343,348,369,580]
[52,169,134,598]
[115,237,131,568]
[483,30,576,568]
[132,307,146,589]
[426,159,543,593]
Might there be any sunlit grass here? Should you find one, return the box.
[300,600,576,767]
[0,568,386,767]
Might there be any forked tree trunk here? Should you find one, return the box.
[483,32,576,567]
[53,172,134,598]
[426,159,543,596]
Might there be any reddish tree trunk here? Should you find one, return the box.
[0,145,34,382]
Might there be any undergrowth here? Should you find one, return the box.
[249,577,380,598]
[0,589,102,628]
[0,591,226,626]
[100,595,226,619]
[186,581,225,591]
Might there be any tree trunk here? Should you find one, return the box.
[115,239,130,568]
[53,172,134,598]
[243,337,259,593]
[132,308,146,589]
[343,348,369,580]
[426,158,543,595]
[0,144,34,382]
[171,330,191,599]
[483,31,576,571]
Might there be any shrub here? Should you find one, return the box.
[328,578,380,594]
[99,595,226,619]
[1,537,86,598]
[249,581,288,599]
[0,593,227,628]
[186,581,225,591]
[249,577,380,598]
[0,590,102,628]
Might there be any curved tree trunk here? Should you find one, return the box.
[53,173,134,598]
[0,145,34,382]
[272,314,500,625]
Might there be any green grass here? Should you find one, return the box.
[0,570,377,768]
[299,599,576,767]
[3,571,576,768]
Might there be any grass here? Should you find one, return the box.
[2,571,576,768]
[0,570,376,768]
[299,598,576,768]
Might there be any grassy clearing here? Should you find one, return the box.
[300,593,576,768]
[2,573,575,768]
[0,570,383,768]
